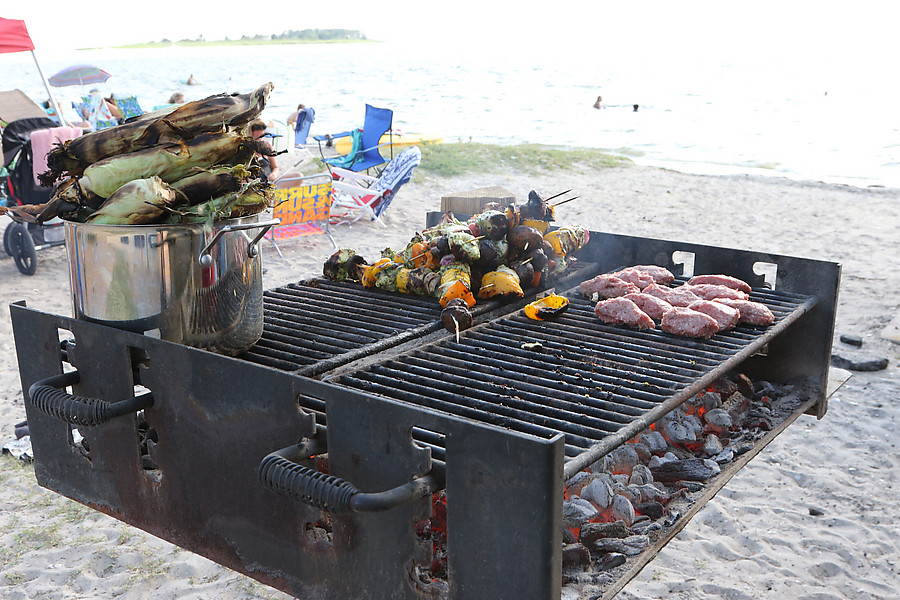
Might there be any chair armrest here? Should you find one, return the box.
[330,167,378,185]
[332,180,385,197]
[275,172,333,186]
[312,130,354,142]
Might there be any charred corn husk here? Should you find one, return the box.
[56,131,254,206]
[42,83,273,185]
[166,180,273,223]
[169,164,254,205]
[85,177,177,225]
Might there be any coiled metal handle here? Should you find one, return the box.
[28,371,154,426]
[258,444,444,514]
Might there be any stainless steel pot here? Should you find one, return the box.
[65,216,278,356]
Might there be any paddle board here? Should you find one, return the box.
[332,132,443,155]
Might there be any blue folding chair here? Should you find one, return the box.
[314,104,393,174]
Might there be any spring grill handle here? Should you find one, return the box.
[28,371,154,426]
[258,445,444,514]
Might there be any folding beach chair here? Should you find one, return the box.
[329,146,421,227]
[314,104,393,174]
[115,96,145,121]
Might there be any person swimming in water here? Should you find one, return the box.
[186,74,199,85]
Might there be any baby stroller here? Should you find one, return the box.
[1,116,67,275]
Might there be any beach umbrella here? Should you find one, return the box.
[48,64,111,88]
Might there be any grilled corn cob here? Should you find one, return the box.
[55,131,257,206]
[169,164,255,205]
[41,83,274,185]
[84,177,177,225]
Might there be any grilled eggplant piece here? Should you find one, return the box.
[509,260,536,289]
[474,238,501,271]
[323,249,368,282]
[441,298,473,336]
[507,225,544,254]
[468,209,510,240]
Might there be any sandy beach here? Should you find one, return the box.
[1,156,898,599]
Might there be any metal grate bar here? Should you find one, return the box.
[420,344,669,408]
[238,279,445,372]
[339,370,590,456]
[337,285,818,469]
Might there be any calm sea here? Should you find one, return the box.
[3,41,897,188]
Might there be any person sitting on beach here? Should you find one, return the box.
[169,92,186,104]
[249,120,280,182]
[83,89,122,130]
[287,103,316,147]
[42,100,90,129]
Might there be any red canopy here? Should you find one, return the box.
[0,18,69,126]
[0,18,36,54]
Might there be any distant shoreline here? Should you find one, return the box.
[109,39,373,50]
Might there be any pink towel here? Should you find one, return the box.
[31,126,82,185]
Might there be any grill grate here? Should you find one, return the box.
[238,279,444,375]
[237,264,598,377]
[335,281,817,470]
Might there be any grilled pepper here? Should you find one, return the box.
[524,294,570,320]
[543,226,590,258]
[361,258,394,288]
[478,265,524,300]
[437,259,475,308]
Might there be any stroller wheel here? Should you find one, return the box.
[8,222,37,275]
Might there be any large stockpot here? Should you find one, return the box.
[65,216,278,356]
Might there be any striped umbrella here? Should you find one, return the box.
[48,64,111,88]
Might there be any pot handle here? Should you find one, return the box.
[199,218,280,267]
[258,444,445,514]
[28,371,154,427]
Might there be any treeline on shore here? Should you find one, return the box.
[117,29,366,49]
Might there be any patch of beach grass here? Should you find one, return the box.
[417,142,631,177]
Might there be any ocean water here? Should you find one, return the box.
[3,40,897,188]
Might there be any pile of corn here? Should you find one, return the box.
[32,83,277,226]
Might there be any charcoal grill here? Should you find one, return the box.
[10,228,840,599]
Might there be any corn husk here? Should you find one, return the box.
[42,83,273,184]
[85,177,177,225]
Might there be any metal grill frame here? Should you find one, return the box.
[10,227,841,600]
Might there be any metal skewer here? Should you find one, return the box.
[545,189,572,202]
[552,196,580,207]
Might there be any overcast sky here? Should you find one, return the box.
[4,0,893,81]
